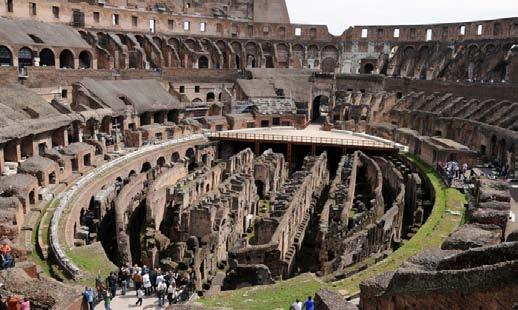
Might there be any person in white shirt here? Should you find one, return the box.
[142,273,152,296]
[290,299,302,310]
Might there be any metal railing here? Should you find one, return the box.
[208,131,395,149]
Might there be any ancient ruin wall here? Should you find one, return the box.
[232,153,329,277]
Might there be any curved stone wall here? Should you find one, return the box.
[50,134,206,278]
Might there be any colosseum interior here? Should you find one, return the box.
[0,0,516,309]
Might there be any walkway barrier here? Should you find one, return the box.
[208,131,396,149]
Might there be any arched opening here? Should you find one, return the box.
[218,93,223,101]
[39,49,55,67]
[246,54,256,68]
[167,110,179,123]
[18,47,33,69]
[364,63,375,74]
[141,112,152,125]
[59,49,74,69]
[78,51,92,69]
[321,57,336,73]
[157,156,166,167]
[255,180,265,199]
[192,98,203,103]
[312,95,330,123]
[141,162,152,173]
[171,152,180,163]
[29,190,35,205]
[185,148,195,172]
[84,154,92,166]
[206,92,215,102]
[202,154,209,166]
[128,170,137,179]
[198,56,209,69]
[49,172,57,185]
[0,46,12,66]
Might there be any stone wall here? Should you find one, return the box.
[232,153,329,278]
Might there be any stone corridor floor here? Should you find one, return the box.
[94,290,171,309]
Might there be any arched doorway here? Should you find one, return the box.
[185,148,195,172]
[312,95,330,122]
[255,180,265,199]
[364,63,375,74]
[157,156,166,167]
[0,46,12,66]
[79,51,92,69]
[206,92,215,102]
[39,48,55,67]
[171,152,180,163]
[198,56,209,69]
[59,49,74,68]
[18,47,33,70]
[141,162,152,173]
[321,58,336,73]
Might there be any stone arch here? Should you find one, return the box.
[59,49,75,69]
[192,98,203,103]
[198,55,209,69]
[128,170,137,179]
[0,45,13,66]
[263,43,275,68]
[39,48,55,67]
[185,148,195,171]
[141,161,152,173]
[157,156,166,167]
[29,190,36,206]
[79,50,92,69]
[206,92,215,102]
[276,43,289,68]
[312,95,330,122]
[292,44,305,68]
[363,62,375,74]
[171,152,180,163]
[18,47,33,69]
[321,57,336,73]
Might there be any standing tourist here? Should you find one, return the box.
[103,291,112,310]
[6,295,20,310]
[303,296,315,310]
[83,287,94,310]
[157,280,167,306]
[19,298,29,310]
[142,272,152,296]
[135,288,144,306]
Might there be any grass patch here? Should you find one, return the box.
[200,154,467,309]
[66,243,118,286]
[200,273,323,310]
[31,199,58,276]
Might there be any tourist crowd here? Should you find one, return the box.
[83,263,195,309]
[0,295,30,310]
[437,161,472,187]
